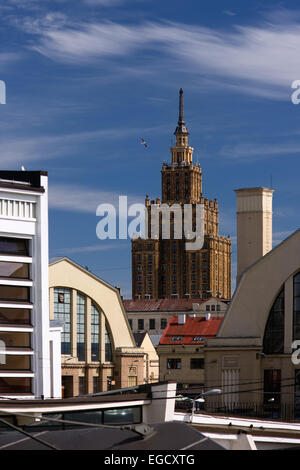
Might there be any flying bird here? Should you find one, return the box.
[140,138,148,148]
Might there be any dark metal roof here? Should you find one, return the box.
[0,421,226,450]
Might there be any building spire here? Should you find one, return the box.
[174,88,189,136]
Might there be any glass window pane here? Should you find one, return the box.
[0,237,29,256]
[0,355,31,370]
[0,331,31,348]
[0,262,29,279]
[0,308,31,324]
[263,289,284,353]
[0,377,31,394]
[0,286,30,302]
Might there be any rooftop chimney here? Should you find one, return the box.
[235,187,274,285]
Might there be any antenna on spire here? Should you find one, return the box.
[179,88,184,125]
[174,88,189,136]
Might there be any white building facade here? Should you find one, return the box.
[0,171,61,399]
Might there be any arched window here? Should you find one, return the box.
[263,288,284,354]
[77,293,85,361]
[105,325,112,362]
[54,288,71,354]
[91,304,100,362]
[293,271,300,340]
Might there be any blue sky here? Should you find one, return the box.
[0,0,300,297]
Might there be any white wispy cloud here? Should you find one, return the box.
[0,124,163,167]
[49,183,143,213]
[219,141,300,161]
[54,242,125,255]
[19,13,300,99]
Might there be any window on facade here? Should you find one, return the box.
[138,319,144,330]
[171,336,182,341]
[190,358,204,369]
[0,377,31,394]
[148,275,152,281]
[263,288,284,354]
[0,286,30,302]
[128,319,133,329]
[0,237,29,256]
[91,303,100,361]
[211,305,216,312]
[105,325,113,362]
[295,370,300,418]
[0,308,31,325]
[137,254,142,261]
[294,272,300,341]
[77,293,85,361]
[149,319,155,330]
[167,358,181,369]
[206,305,210,311]
[0,355,31,371]
[0,262,29,279]
[54,288,71,355]
[161,318,167,330]
[217,305,221,312]
[0,331,30,348]
[264,369,281,404]
[78,376,85,396]
[93,376,98,394]
[148,254,152,261]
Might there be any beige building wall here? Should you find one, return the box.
[157,345,205,386]
[204,229,300,413]
[49,258,146,396]
[235,187,274,284]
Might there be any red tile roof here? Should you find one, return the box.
[159,315,222,345]
[123,298,207,312]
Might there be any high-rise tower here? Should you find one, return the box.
[131,89,231,300]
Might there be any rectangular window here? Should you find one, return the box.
[161,318,167,330]
[0,308,31,325]
[167,358,181,369]
[0,355,31,371]
[78,376,85,396]
[190,358,204,369]
[264,369,281,404]
[0,262,29,279]
[206,305,210,311]
[0,331,31,348]
[0,237,29,256]
[0,286,30,302]
[211,305,216,311]
[138,319,144,330]
[93,376,98,394]
[149,319,155,330]
[0,377,31,394]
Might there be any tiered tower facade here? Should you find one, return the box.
[132,89,231,300]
